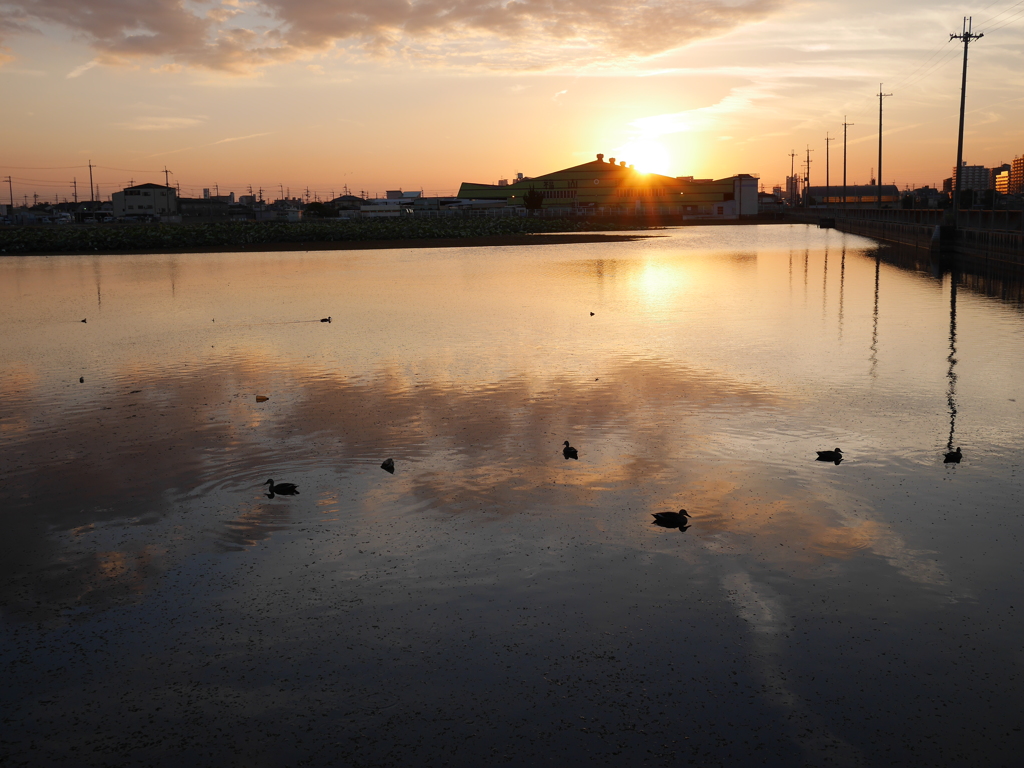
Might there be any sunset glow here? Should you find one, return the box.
[1,2,1023,198]
[614,139,673,176]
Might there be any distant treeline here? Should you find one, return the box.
[0,217,649,255]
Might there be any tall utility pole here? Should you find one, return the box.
[790,148,798,204]
[877,85,892,207]
[163,166,172,187]
[823,134,831,191]
[842,117,855,208]
[88,160,96,203]
[72,178,78,203]
[4,176,12,207]
[951,17,983,225]
[804,146,814,206]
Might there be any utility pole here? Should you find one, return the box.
[88,160,96,202]
[4,176,12,207]
[72,178,78,203]
[789,150,797,206]
[877,84,892,207]
[951,17,983,226]
[804,146,813,207]
[825,133,835,190]
[842,117,854,208]
[163,166,172,187]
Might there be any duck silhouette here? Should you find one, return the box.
[321,317,331,323]
[816,448,843,464]
[562,441,579,460]
[944,447,962,464]
[381,458,395,474]
[264,479,299,496]
[652,509,691,530]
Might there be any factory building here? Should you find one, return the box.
[458,154,759,218]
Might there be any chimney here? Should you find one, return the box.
[609,158,616,166]
[620,161,626,167]
[596,154,604,162]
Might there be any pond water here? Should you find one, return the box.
[2,224,1023,766]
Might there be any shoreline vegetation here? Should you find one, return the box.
[0,217,667,257]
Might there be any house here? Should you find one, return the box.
[112,183,177,219]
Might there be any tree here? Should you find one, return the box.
[522,186,544,211]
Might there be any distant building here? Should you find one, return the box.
[179,197,230,222]
[1010,156,1024,194]
[803,185,900,207]
[951,163,989,191]
[112,183,177,219]
[995,171,1010,194]
[989,164,1011,190]
[458,154,759,218]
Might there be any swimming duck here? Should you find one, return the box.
[381,458,395,474]
[321,317,331,323]
[563,441,579,460]
[816,448,843,463]
[264,479,299,495]
[944,447,962,464]
[652,509,691,528]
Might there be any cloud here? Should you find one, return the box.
[66,58,99,78]
[114,116,207,131]
[212,132,271,144]
[0,0,787,72]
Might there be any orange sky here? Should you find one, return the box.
[2,0,1024,202]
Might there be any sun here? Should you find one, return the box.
[613,139,673,176]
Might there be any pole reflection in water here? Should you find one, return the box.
[870,253,880,377]
[822,245,829,318]
[2,226,1024,768]
[838,246,846,341]
[947,269,959,451]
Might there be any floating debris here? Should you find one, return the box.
[256,395,269,402]
[381,458,395,474]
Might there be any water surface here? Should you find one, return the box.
[2,225,1023,766]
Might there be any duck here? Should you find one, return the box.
[944,447,963,464]
[264,478,299,495]
[321,317,331,323]
[816,448,843,463]
[652,509,691,528]
[380,458,395,474]
[81,318,87,323]
[563,441,579,460]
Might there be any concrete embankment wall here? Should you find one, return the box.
[788,211,1024,268]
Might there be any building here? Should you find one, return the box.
[951,163,989,192]
[179,198,230,222]
[1010,156,1024,195]
[112,183,177,219]
[995,171,1010,194]
[458,154,759,218]
[989,164,1011,190]
[803,185,901,207]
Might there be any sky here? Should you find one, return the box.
[1,0,1024,203]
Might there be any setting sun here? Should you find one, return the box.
[613,139,673,176]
